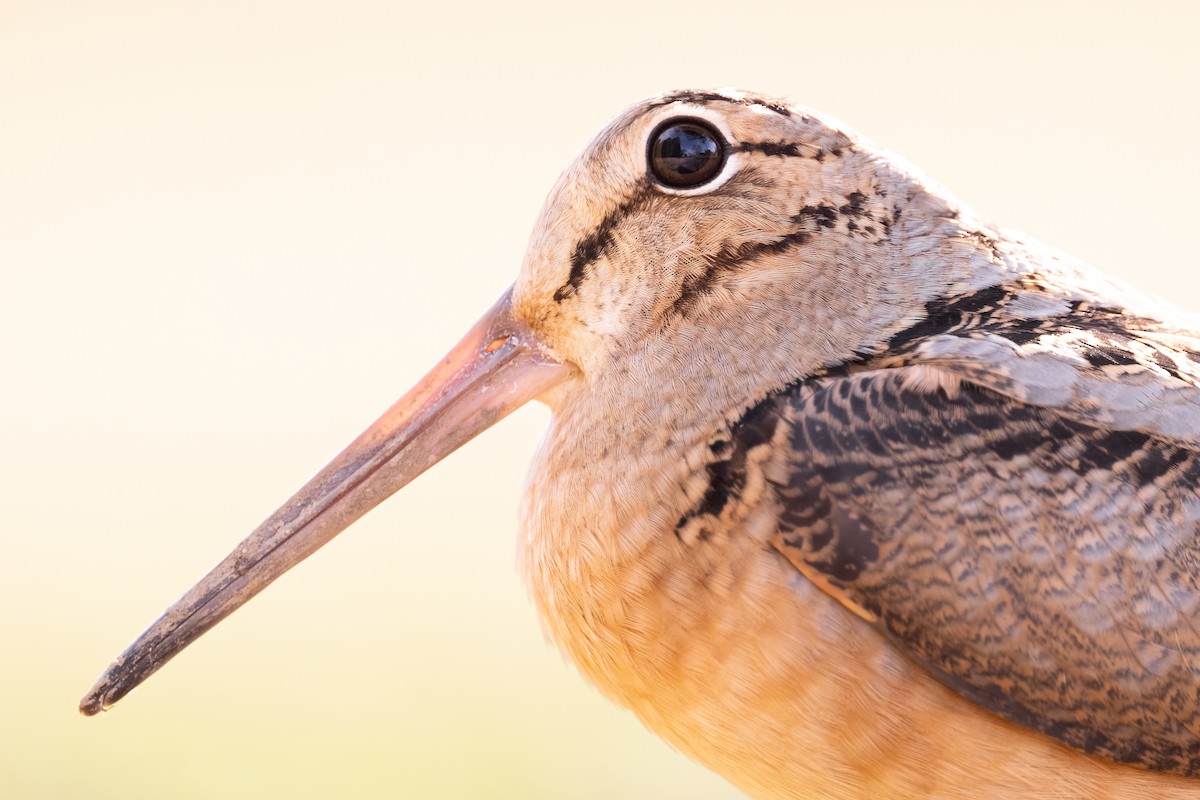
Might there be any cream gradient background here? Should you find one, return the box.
[3,1,1198,798]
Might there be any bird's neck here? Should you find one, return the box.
[518,361,744,686]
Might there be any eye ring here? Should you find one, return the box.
[647,117,727,189]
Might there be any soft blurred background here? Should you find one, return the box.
[2,1,1198,797]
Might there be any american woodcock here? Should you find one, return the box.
[83,89,1200,798]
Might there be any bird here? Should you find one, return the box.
[81,89,1200,799]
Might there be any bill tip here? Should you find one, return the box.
[79,686,109,716]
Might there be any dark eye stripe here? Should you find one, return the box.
[553,188,653,303]
[737,141,847,160]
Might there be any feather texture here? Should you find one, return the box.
[515,89,1200,797]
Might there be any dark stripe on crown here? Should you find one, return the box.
[653,90,793,118]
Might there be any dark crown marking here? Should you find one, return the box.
[653,90,793,118]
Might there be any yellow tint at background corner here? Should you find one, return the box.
[2,1,1197,798]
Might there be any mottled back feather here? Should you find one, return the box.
[677,279,1200,774]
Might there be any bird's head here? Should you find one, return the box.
[81,90,993,715]
[511,90,987,408]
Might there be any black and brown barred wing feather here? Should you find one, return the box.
[682,282,1200,775]
[767,371,1200,774]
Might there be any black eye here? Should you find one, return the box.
[648,119,726,189]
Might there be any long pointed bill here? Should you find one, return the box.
[80,287,570,716]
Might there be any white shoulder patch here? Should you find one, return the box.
[914,332,1200,449]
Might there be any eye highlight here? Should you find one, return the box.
[648,118,726,189]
